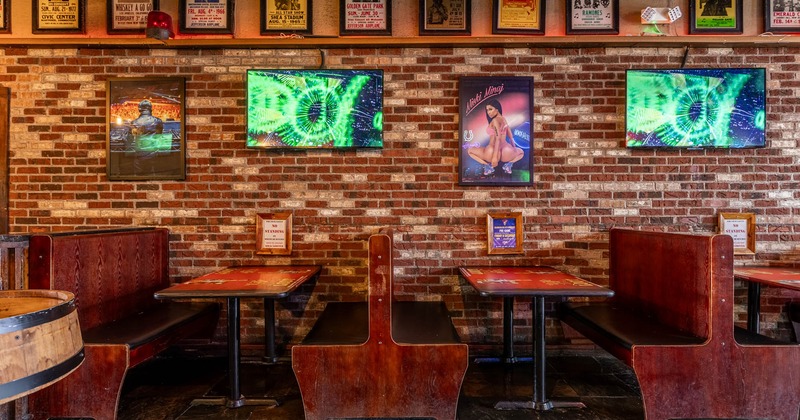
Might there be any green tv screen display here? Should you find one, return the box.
[626,68,766,149]
[247,69,384,149]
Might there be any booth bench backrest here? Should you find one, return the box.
[27,228,169,331]
[610,228,720,339]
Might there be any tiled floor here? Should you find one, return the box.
[117,349,644,420]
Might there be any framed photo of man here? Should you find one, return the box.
[566,0,618,35]
[765,0,800,33]
[458,76,533,186]
[261,0,312,34]
[33,0,85,33]
[493,0,545,35]
[689,0,742,34]
[179,0,234,34]
[106,78,186,181]
[419,0,470,35]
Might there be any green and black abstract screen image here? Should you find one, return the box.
[626,68,766,149]
[247,69,384,149]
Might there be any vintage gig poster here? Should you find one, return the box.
[111,0,155,31]
[768,0,800,29]
[184,0,230,30]
[37,0,82,31]
[342,0,389,32]
[423,0,468,31]
[497,0,541,31]
[694,0,738,30]
[570,0,614,31]
[264,0,310,31]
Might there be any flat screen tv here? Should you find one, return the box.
[246,69,384,149]
[626,68,766,149]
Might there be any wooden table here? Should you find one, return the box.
[459,266,614,411]
[734,266,800,333]
[155,265,321,408]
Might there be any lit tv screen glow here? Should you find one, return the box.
[246,69,384,149]
[626,68,766,149]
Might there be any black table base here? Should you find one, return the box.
[493,296,585,412]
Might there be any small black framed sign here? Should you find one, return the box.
[261,0,313,34]
[107,0,159,34]
[33,0,85,34]
[340,0,392,36]
[689,0,742,34]
[179,0,234,34]
[566,0,618,35]
[765,0,800,33]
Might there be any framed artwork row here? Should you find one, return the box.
[21,0,800,36]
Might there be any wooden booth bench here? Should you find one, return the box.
[27,228,220,420]
[560,228,800,420]
[292,230,469,420]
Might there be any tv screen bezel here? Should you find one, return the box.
[246,68,385,150]
[624,67,767,150]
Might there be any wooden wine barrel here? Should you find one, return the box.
[0,290,84,405]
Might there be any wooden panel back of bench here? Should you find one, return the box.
[610,228,732,339]
[28,228,169,331]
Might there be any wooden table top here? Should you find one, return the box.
[155,265,322,299]
[734,266,800,293]
[458,266,614,298]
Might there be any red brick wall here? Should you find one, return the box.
[5,46,800,352]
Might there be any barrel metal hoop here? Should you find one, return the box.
[0,300,77,334]
[0,348,84,402]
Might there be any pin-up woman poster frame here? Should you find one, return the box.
[458,76,533,186]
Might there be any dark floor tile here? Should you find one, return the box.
[117,349,646,420]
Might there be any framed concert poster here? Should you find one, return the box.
[487,212,523,255]
[458,76,533,186]
[340,0,391,36]
[33,0,85,33]
[107,0,158,34]
[106,77,186,181]
[179,0,234,34]
[689,0,742,34]
[256,212,292,255]
[566,0,618,35]
[493,0,545,35]
[261,0,312,34]
[719,212,756,255]
[419,0,470,35]
[765,0,800,33]
[0,0,10,33]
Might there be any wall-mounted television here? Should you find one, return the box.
[626,68,766,149]
[246,69,384,149]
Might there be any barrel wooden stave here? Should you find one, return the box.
[0,290,84,405]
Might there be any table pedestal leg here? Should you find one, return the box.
[502,296,516,363]
[494,296,585,412]
[227,297,245,408]
[263,298,278,363]
[747,281,761,333]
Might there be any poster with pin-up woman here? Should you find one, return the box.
[458,76,533,186]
